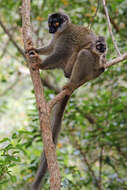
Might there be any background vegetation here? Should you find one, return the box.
[0,0,127,189]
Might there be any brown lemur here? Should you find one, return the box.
[30,12,107,190]
[28,12,107,93]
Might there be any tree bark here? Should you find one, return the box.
[32,96,69,190]
[22,1,61,190]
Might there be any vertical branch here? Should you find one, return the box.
[32,96,70,190]
[21,1,61,190]
[102,0,121,56]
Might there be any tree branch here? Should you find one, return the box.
[32,95,70,190]
[32,50,127,189]
[104,52,127,68]
[0,39,10,58]
[21,1,61,190]
[0,19,25,59]
[2,2,126,188]
[102,0,121,56]
[47,52,127,111]
[109,16,120,33]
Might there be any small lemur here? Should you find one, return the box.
[28,12,107,93]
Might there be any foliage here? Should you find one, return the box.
[0,0,127,189]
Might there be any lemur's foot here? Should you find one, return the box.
[25,47,41,70]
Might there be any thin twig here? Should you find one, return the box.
[104,52,127,68]
[47,52,127,111]
[48,52,127,111]
[110,16,120,33]
[103,10,120,34]
[34,0,47,45]
[22,1,61,190]
[102,0,121,56]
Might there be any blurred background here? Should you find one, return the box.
[0,0,127,189]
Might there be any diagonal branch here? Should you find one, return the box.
[102,0,121,56]
[104,52,127,68]
[21,1,61,190]
[0,19,25,59]
[1,39,10,57]
[48,52,127,111]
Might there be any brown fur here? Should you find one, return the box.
[33,13,106,92]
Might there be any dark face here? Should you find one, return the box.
[96,37,106,53]
[48,13,67,33]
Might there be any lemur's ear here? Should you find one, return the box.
[59,12,71,23]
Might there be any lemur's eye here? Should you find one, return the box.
[55,22,59,26]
